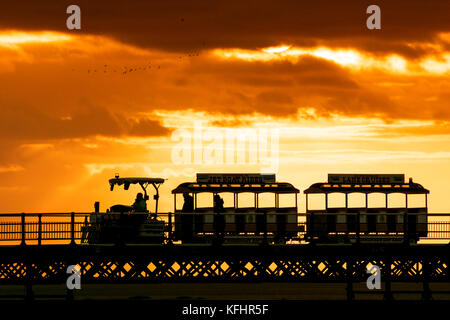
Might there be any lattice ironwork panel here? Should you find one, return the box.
[0,245,449,284]
[0,262,26,280]
[391,259,422,280]
[429,257,449,280]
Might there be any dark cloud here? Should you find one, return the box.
[0,1,448,58]
[0,102,170,140]
[255,91,296,116]
[159,56,377,118]
[128,118,172,137]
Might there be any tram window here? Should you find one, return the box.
[220,193,234,208]
[347,193,365,208]
[175,194,184,211]
[327,193,345,208]
[367,193,386,208]
[176,194,197,212]
[308,194,326,210]
[407,194,426,208]
[258,193,274,208]
[237,193,254,208]
[196,193,212,208]
[279,193,296,208]
[387,193,406,208]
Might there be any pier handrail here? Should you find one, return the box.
[0,212,449,245]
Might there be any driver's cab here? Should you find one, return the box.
[107,174,165,214]
[81,175,166,244]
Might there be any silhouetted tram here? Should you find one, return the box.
[83,172,431,245]
[304,174,429,244]
[172,173,300,244]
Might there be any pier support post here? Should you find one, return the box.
[383,255,393,301]
[25,283,34,301]
[66,288,74,301]
[346,257,354,301]
[422,256,432,301]
[25,257,34,301]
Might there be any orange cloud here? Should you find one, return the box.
[0,1,450,213]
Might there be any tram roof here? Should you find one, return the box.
[172,182,299,194]
[109,177,165,190]
[304,182,429,194]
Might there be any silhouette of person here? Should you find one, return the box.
[132,193,147,212]
[182,193,194,212]
[214,194,224,213]
[213,194,225,244]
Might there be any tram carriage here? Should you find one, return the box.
[304,174,429,244]
[172,173,300,243]
[82,172,431,245]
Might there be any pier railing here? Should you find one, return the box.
[0,212,89,245]
[0,212,449,245]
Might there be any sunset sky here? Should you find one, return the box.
[0,1,449,213]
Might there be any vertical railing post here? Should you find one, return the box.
[214,211,218,246]
[263,211,268,246]
[21,212,26,246]
[168,212,173,243]
[70,212,76,246]
[38,214,42,246]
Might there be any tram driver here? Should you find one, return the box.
[182,193,194,212]
[132,192,147,212]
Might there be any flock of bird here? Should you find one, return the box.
[76,47,204,76]
[71,18,206,76]
[86,63,160,75]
